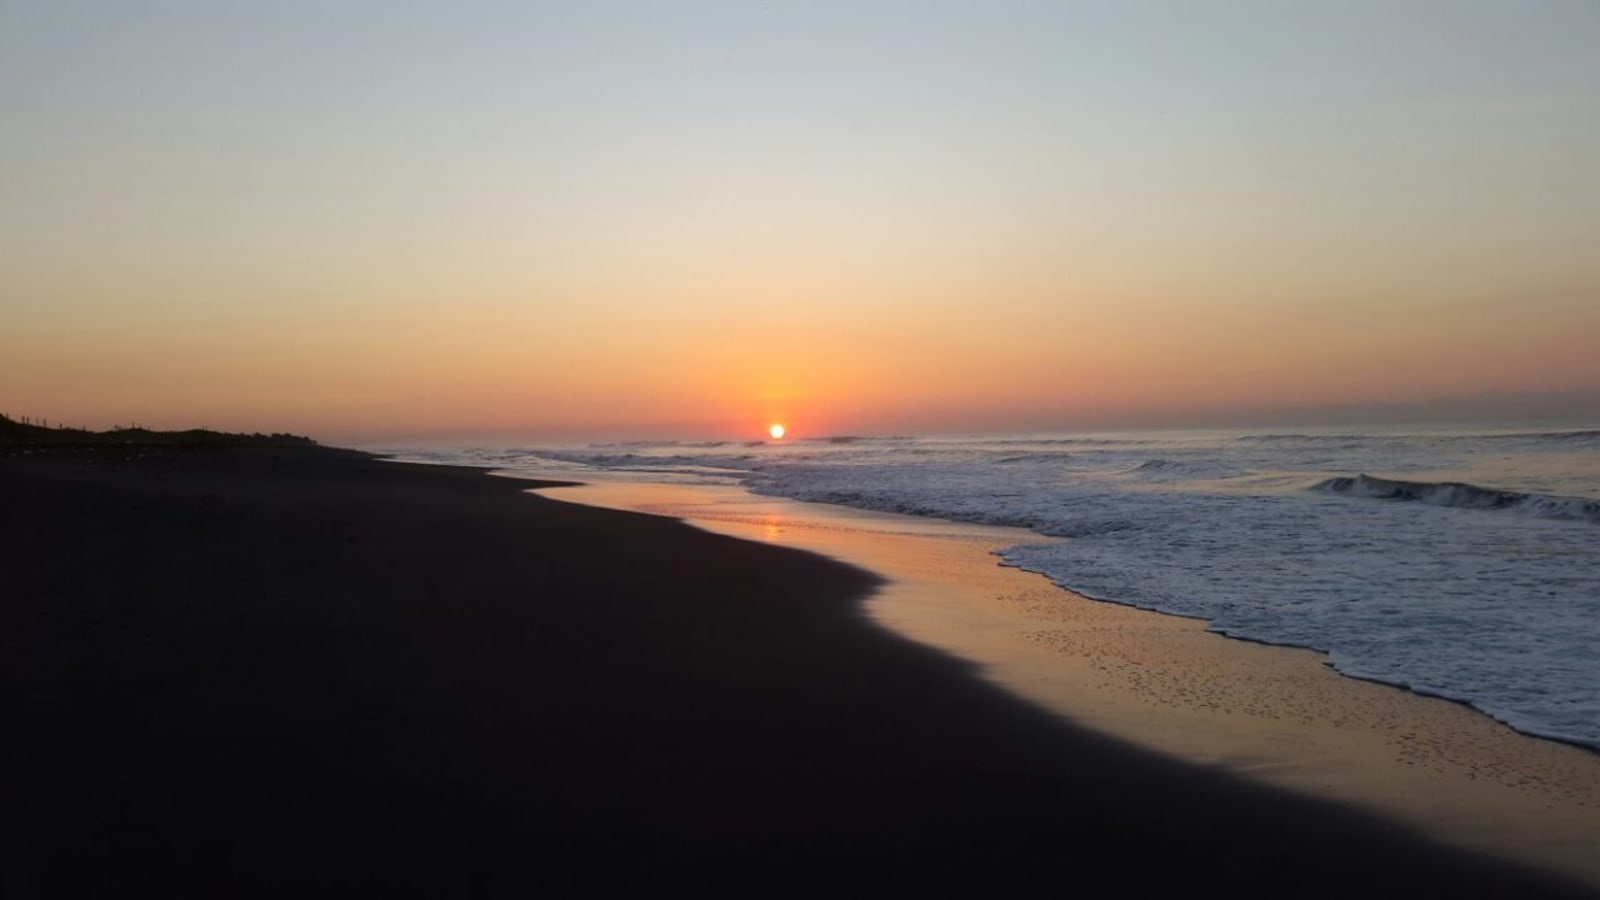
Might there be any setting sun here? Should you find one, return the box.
[768,424,786,440]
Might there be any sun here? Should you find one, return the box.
[768,423,787,440]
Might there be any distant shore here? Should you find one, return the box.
[4,445,1595,896]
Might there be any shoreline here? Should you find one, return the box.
[1022,570,1600,759]
[526,472,1600,888]
[6,447,1596,895]
[1004,566,1600,758]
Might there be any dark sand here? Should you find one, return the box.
[4,448,1593,897]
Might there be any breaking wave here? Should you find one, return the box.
[1313,474,1600,524]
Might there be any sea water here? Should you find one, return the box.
[389,425,1600,750]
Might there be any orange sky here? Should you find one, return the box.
[4,3,1598,444]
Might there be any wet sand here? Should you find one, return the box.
[5,448,1596,896]
[536,476,1600,888]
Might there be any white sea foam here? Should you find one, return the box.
[387,426,1600,749]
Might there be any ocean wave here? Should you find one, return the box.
[1123,457,1244,481]
[1240,428,1600,446]
[1133,458,1176,471]
[995,452,1076,464]
[1443,429,1600,445]
[1312,474,1600,524]
[991,437,1156,446]
[756,485,1049,532]
[533,451,758,472]
[1236,433,1378,443]
[1520,428,1600,442]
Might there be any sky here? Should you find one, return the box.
[3,1,1598,443]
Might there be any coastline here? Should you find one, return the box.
[529,474,1600,888]
[5,447,1596,896]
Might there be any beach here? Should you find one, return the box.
[5,446,1596,897]
[537,476,1600,886]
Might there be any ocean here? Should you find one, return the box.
[389,424,1600,750]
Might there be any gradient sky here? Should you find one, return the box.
[4,1,1598,443]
